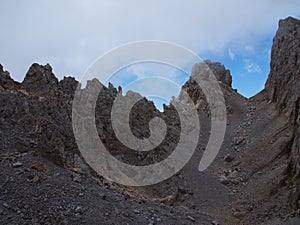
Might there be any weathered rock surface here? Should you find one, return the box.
[265,16,300,210]
[0,63,79,167]
[204,60,232,87]
[265,16,300,122]
[179,60,234,115]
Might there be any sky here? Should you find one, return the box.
[0,1,300,109]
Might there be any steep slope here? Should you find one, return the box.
[265,16,300,212]
[139,17,300,225]
[213,16,300,224]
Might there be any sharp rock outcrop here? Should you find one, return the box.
[265,16,300,210]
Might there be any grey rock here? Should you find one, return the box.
[204,60,232,87]
[232,137,245,146]
[133,209,140,214]
[187,215,196,222]
[219,176,229,185]
[72,172,82,183]
[74,206,84,214]
[12,162,23,168]
[265,16,300,210]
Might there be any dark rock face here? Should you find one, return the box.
[59,76,78,96]
[0,64,18,90]
[22,63,60,97]
[0,63,182,169]
[0,64,79,167]
[72,78,183,168]
[290,113,300,209]
[265,16,300,210]
[265,17,300,122]
[2,58,235,170]
[0,59,235,169]
[204,60,232,87]
[180,61,233,114]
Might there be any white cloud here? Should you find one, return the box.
[0,0,299,82]
[228,48,235,60]
[244,45,255,54]
[126,64,147,79]
[244,59,261,73]
[125,62,186,82]
[123,77,181,101]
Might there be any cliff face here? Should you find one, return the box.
[265,17,300,122]
[265,16,300,210]
[0,64,79,167]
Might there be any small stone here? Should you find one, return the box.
[133,209,140,214]
[230,179,240,185]
[232,137,245,146]
[72,172,82,183]
[227,170,238,179]
[219,176,229,185]
[233,211,246,218]
[74,206,84,214]
[99,193,106,200]
[192,204,197,209]
[27,174,39,183]
[6,215,12,220]
[211,220,220,225]
[187,215,195,222]
[30,160,49,173]
[223,154,234,162]
[78,193,84,197]
[3,203,9,208]
[12,161,23,168]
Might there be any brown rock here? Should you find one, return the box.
[223,154,234,162]
[30,160,49,173]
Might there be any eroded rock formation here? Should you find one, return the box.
[265,16,300,210]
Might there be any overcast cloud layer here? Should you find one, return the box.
[0,0,300,98]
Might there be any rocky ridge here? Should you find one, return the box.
[0,59,234,224]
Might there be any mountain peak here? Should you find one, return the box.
[21,63,60,96]
[265,16,300,122]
